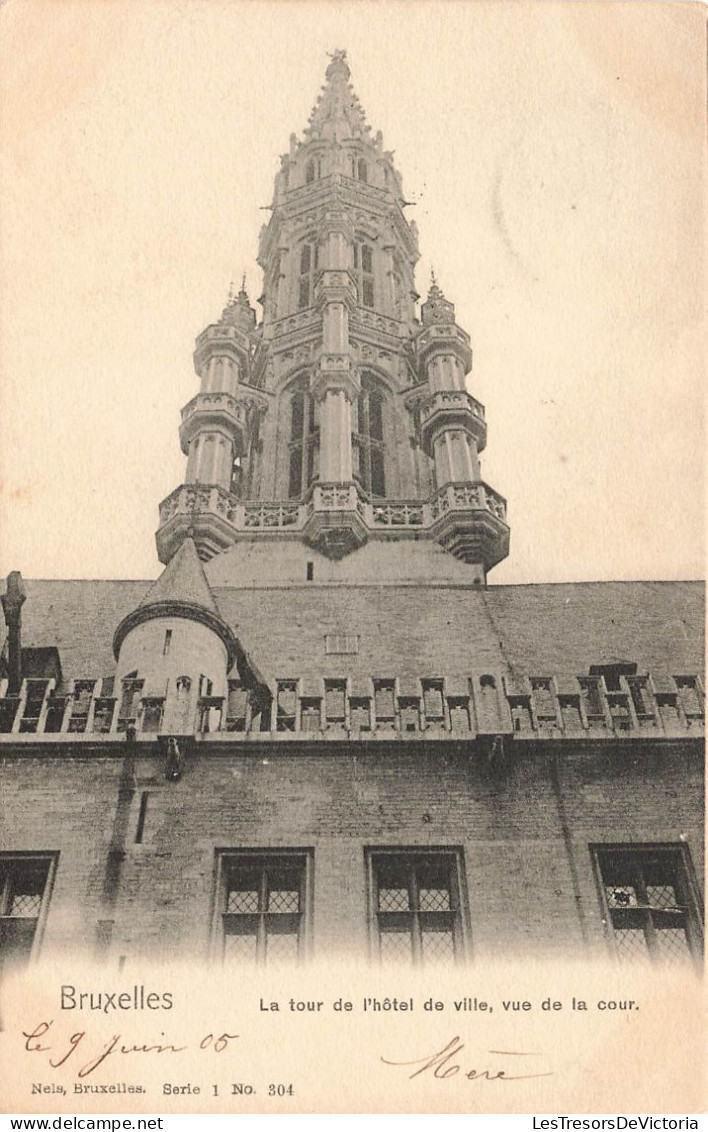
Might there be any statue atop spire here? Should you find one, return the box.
[305,47,371,142]
[326,48,350,80]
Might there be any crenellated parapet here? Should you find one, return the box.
[2,668,702,744]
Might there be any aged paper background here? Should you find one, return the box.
[0,0,705,1116]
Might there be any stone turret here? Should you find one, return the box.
[113,538,237,733]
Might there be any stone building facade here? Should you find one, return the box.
[0,53,703,972]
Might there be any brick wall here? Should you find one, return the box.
[1,738,702,965]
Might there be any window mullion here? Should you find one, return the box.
[258,867,268,964]
[410,863,422,966]
[365,395,372,492]
[633,862,658,958]
[0,870,10,915]
[301,397,309,495]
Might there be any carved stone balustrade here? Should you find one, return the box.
[302,482,369,559]
[414,321,473,371]
[350,309,404,338]
[273,309,324,338]
[156,480,508,566]
[157,484,308,562]
[193,322,254,372]
[370,501,426,528]
[179,389,269,456]
[419,390,487,454]
[428,481,509,569]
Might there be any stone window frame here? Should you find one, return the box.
[212,849,314,966]
[365,847,469,967]
[324,633,359,656]
[296,237,319,311]
[352,237,375,309]
[0,852,58,972]
[304,157,323,185]
[348,155,368,183]
[591,843,703,968]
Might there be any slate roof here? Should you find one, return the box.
[137,538,219,615]
[2,579,703,687]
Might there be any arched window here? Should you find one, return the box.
[353,373,385,497]
[297,240,318,310]
[353,240,374,308]
[288,379,319,498]
[305,157,322,184]
[357,158,368,183]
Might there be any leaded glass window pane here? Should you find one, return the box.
[379,887,409,912]
[0,857,53,970]
[268,889,299,914]
[421,928,455,964]
[221,855,308,967]
[371,853,464,967]
[380,928,413,965]
[224,930,258,964]
[267,929,299,965]
[595,847,701,967]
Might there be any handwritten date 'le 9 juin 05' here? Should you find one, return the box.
[22,1020,238,1079]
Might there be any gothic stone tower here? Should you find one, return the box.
[0,51,702,976]
[156,50,509,584]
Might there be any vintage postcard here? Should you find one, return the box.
[0,0,704,1117]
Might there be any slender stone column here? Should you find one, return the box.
[319,389,354,481]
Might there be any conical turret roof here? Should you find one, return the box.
[139,537,219,614]
[113,538,237,666]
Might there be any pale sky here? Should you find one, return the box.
[0,0,704,584]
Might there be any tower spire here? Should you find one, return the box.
[156,52,509,581]
[304,48,371,143]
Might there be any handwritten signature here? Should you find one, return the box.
[382,1036,553,1082]
[22,1021,237,1079]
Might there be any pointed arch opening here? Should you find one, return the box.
[305,156,321,185]
[353,372,386,498]
[287,376,319,499]
[353,239,375,308]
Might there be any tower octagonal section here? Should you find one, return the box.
[155,51,509,582]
